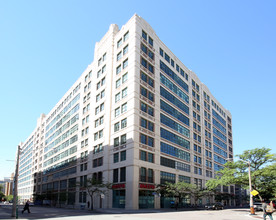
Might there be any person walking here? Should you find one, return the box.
[22,200,31,214]
[262,200,274,220]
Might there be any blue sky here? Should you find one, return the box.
[0,0,275,180]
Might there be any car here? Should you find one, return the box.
[205,202,224,210]
[253,203,263,211]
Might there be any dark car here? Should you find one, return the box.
[253,203,263,211]
[205,202,224,210]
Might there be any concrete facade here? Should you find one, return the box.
[17,14,233,209]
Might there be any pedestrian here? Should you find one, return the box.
[22,200,31,214]
[262,200,274,220]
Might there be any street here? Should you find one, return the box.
[0,204,271,220]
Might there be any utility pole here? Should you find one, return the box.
[247,161,255,215]
[11,145,20,218]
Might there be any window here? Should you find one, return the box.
[96,94,100,102]
[117,38,122,48]
[117,51,122,61]
[160,48,163,57]
[96,82,100,90]
[122,87,127,98]
[97,70,102,78]
[115,107,120,117]
[121,103,127,113]
[142,30,147,41]
[114,122,120,132]
[140,167,147,182]
[123,59,128,69]
[100,116,104,125]
[100,103,104,111]
[120,167,126,182]
[121,134,126,144]
[123,45,128,55]
[140,102,154,117]
[95,106,99,115]
[116,79,121,88]
[114,153,119,163]
[115,92,120,103]
[140,150,154,163]
[171,59,174,67]
[148,37,153,46]
[122,72,128,83]
[101,77,105,86]
[103,53,106,61]
[120,150,126,161]
[113,169,118,183]
[114,137,119,147]
[123,31,129,41]
[140,117,154,132]
[140,133,154,147]
[116,65,121,74]
[165,53,170,63]
[121,118,127,129]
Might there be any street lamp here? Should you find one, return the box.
[239,159,255,215]
[11,145,21,219]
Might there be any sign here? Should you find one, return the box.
[250,190,259,196]
[101,193,105,199]
[112,183,125,189]
[139,183,155,189]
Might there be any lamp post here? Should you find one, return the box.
[239,159,255,215]
[11,145,21,218]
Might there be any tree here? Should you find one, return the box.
[5,194,13,202]
[158,181,192,202]
[206,147,276,200]
[190,186,210,207]
[79,177,111,210]
[156,181,209,208]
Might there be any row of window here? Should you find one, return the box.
[141,71,154,88]
[161,87,189,115]
[116,59,128,74]
[115,72,128,88]
[161,128,190,150]
[160,113,190,138]
[117,31,129,48]
[114,118,127,132]
[117,45,129,61]
[142,30,153,47]
[141,57,154,74]
[159,48,189,81]
[160,100,189,126]
[113,151,126,163]
[160,73,189,104]
[114,134,127,147]
[141,43,154,60]
[115,103,127,117]
[160,60,189,93]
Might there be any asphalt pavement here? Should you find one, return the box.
[0,204,274,220]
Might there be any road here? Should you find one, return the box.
[0,204,270,220]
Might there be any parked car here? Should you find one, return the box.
[253,203,263,211]
[205,202,224,210]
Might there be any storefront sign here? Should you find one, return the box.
[139,183,155,189]
[112,183,125,189]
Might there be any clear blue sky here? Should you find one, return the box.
[0,0,275,180]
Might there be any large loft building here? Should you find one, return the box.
[17,14,233,210]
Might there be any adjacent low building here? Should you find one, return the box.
[18,14,233,209]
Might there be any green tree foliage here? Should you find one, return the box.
[206,147,276,200]
[79,177,111,210]
[157,181,209,206]
[4,194,13,202]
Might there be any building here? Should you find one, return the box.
[4,174,14,196]
[17,14,233,209]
